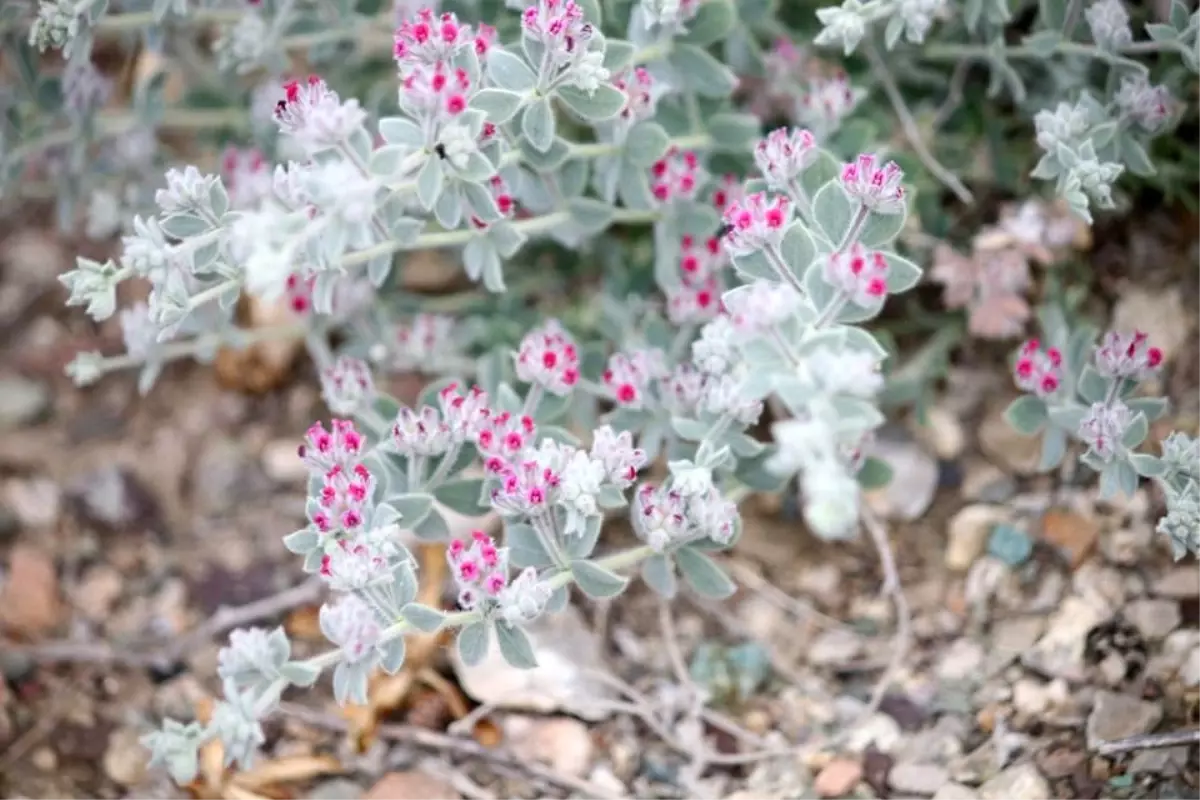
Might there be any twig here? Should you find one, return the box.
[658,600,710,788]
[1092,728,1200,757]
[932,60,970,131]
[859,508,912,718]
[863,40,974,205]
[7,577,324,668]
[278,701,622,800]
[726,560,852,631]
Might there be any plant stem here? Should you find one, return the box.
[920,39,1165,67]
[87,320,309,377]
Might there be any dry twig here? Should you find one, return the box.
[1091,728,1200,757]
[860,507,912,718]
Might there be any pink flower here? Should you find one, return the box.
[840,153,905,214]
[522,0,591,64]
[1094,330,1163,380]
[220,147,270,209]
[822,243,889,308]
[1013,339,1064,398]
[393,9,478,73]
[400,62,472,121]
[273,75,365,152]
[754,127,817,191]
[320,356,375,416]
[613,67,656,122]
[650,149,704,204]
[710,173,744,213]
[515,320,580,396]
[602,349,668,410]
[720,192,792,257]
[438,383,492,443]
[299,419,365,474]
[467,175,516,230]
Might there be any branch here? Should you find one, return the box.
[863,39,974,205]
[859,506,912,718]
[1091,728,1200,756]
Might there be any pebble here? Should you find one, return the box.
[32,747,57,771]
[1099,523,1153,566]
[918,406,966,460]
[933,783,980,800]
[936,638,985,682]
[988,523,1033,567]
[1022,595,1109,681]
[75,565,125,621]
[962,461,1017,503]
[3,477,61,528]
[845,713,902,754]
[0,544,62,637]
[814,758,863,798]
[991,616,1046,658]
[505,716,595,778]
[979,405,1042,475]
[68,466,158,533]
[1154,566,1199,599]
[1072,562,1126,613]
[0,375,50,430]
[978,763,1051,800]
[889,763,950,797]
[1038,509,1099,569]
[305,778,365,799]
[103,727,148,787]
[1123,598,1182,641]
[808,628,865,666]
[946,505,1009,571]
[1011,678,1071,720]
[363,771,458,800]
[262,439,308,483]
[864,434,939,521]
[1086,691,1163,749]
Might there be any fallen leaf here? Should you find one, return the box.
[364,771,460,800]
[231,755,344,790]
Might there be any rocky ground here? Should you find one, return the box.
[0,220,1197,800]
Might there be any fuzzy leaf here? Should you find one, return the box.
[567,197,616,235]
[570,559,630,598]
[279,661,320,687]
[857,456,893,489]
[507,522,556,568]
[494,621,538,668]
[522,97,556,153]
[470,88,525,124]
[456,621,491,666]
[487,48,537,92]
[706,112,760,153]
[401,603,447,632]
[676,548,735,598]
[641,553,677,598]
[416,156,443,211]
[1005,395,1048,435]
[624,121,670,166]
[679,0,736,45]
[556,84,625,121]
[811,181,854,245]
[1077,366,1109,405]
[669,44,738,97]
[434,479,490,516]
[379,638,407,674]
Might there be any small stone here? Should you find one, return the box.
[919,406,966,460]
[363,771,458,800]
[103,727,148,787]
[75,565,124,622]
[1127,746,1191,776]
[1100,523,1153,566]
[1124,598,1182,641]
[962,461,1017,503]
[980,405,1042,475]
[0,376,50,431]
[933,783,979,800]
[32,747,57,771]
[1111,287,1190,365]
[0,544,62,637]
[946,505,1010,571]
[1072,563,1126,612]
[1086,691,1163,749]
[505,716,594,778]
[1022,595,1109,681]
[978,763,1051,800]
[1178,644,1200,687]
[68,466,160,533]
[1012,678,1071,719]
[1039,509,1099,569]
[864,433,939,521]
[889,763,950,796]
[2,478,61,529]
[988,523,1033,567]
[1154,566,1199,599]
[936,638,985,682]
[845,713,902,754]
[262,439,307,483]
[808,628,864,666]
[991,616,1046,658]
[814,758,863,798]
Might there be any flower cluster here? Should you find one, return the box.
[839,153,905,215]
[515,320,581,396]
[651,149,705,204]
[666,235,727,325]
[448,530,553,623]
[1013,339,1063,398]
[633,477,740,551]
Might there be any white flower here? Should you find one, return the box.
[437,120,478,171]
[692,316,738,375]
[815,1,868,54]
[157,166,221,215]
[568,50,611,94]
[801,467,861,540]
[498,567,552,624]
[559,450,606,523]
[1086,0,1132,51]
[802,347,883,398]
[668,460,714,497]
[896,0,945,44]
[318,594,381,663]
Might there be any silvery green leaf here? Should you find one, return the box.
[413,507,450,541]
[734,450,789,492]
[1126,396,1168,421]
[452,152,498,183]
[675,548,735,598]
[507,522,556,568]
[1120,137,1155,177]
[801,150,840,199]
[545,583,569,613]
[303,550,324,573]
[576,0,602,23]
[617,160,655,209]
[779,221,815,278]
[565,513,602,559]
[1005,395,1048,435]
[519,136,571,171]
[1046,403,1086,433]
[401,603,447,632]
[884,12,904,48]
[560,158,590,197]
[1023,28,1062,56]
[209,181,229,217]
[332,660,371,706]
[393,493,435,529]
[142,720,205,784]
[829,395,886,430]
[1077,366,1109,404]
[843,327,888,360]
[392,560,418,606]
[416,156,443,210]
[706,112,760,153]
[857,456,893,489]
[367,253,393,287]
[387,214,424,244]
[379,117,424,147]
[603,39,635,71]
[731,251,775,281]
[160,213,209,238]
[379,637,407,674]
[881,252,922,293]
[487,48,537,91]
[489,220,527,259]
[641,553,677,598]
[1099,459,1138,498]
[1146,22,1178,41]
[728,433,766,458]
[596,485,626,509]
[567,197,615,235]
[1121,412,1149,448]
[680,0,736,45]
[522,97,556,153]
[669,44,737,97]
[671,416,709,441]
[279,661,321,687]
[1169,0,1189,29]
[811,181,854,245]
[370,144,407,177]
[477,238,506,292]
[494,620,538,668]
[1130,453,1167,478]
[1039,427,1069,470]
[434,479,490,516]
[623,121,669,166]
[434,184,464,229]
[456,621,491,666]
[859,209,907,249]
[570,559,630,598]
[556,84,625,121]
[676,203,721,237]
[470,88,526,124]
[283,529,320,555]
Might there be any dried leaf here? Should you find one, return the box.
[231,755,344,790]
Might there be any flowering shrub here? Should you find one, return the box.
[6,0,1195,783]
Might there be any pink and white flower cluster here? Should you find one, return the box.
[754,127,818,192]
[447,530,551,623]
[633,479,740,552]
[392,8,492,128]
[394,313,457,369]
[321,356,375,416]
[603,348,668,409]
[515,320,581,396]
[721,192,793,257]
[1079,401,1134,462]
[1013,339,1063,398]
[1094,330,1163,381]
[823,243,890,308]
[840,153,905,215]
[651,149,705,204]
[521,0,608,91]
[666,235,728,326]
[273,75,366,154]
